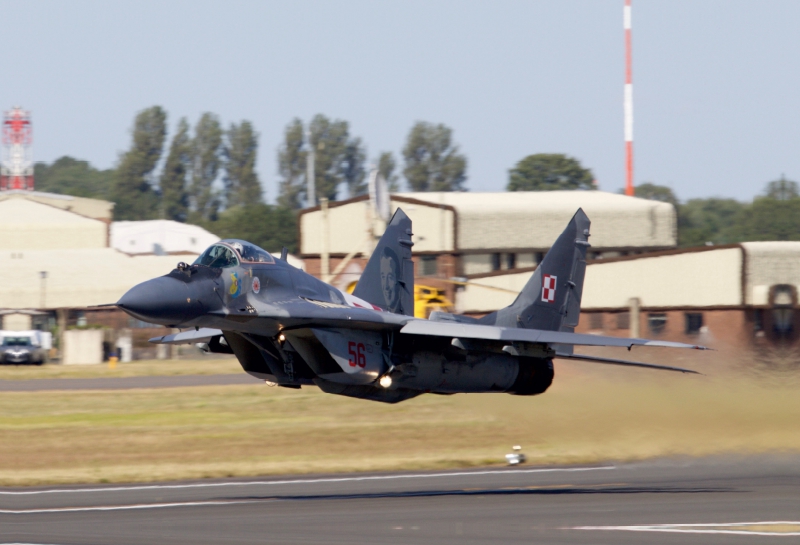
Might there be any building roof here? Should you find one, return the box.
[0,190,114,221]
[111,220,220,256]
[402,191,676,251]
[299,191,676,255]
[0,198,108,250]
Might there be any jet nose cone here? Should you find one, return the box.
[117,276,201,326]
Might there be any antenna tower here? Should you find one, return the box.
[624,0,634,196]
[1,106,34,191]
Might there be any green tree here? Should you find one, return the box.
[377,152,400,192]
[34,157,114,199]
[223,120,262,208]
[507,153,593,192]
[160,118,191,222]
[277,118,307,209]
[206,204,298,254]
[113,106,167,220]
[402,122,467,191]
[729,177,800,242]
[277,115,366,207]
[677,198,745,247]
[190,113,223,221]
[634,182,679,206]
[308,114,365,202]
[342,135,367,198]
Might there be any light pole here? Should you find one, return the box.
[39,271,47,309]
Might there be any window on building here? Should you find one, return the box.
[491,253,501,271]
[616,312,630,330]
[506,253,516,270]
[685,313,704,334]
[648,313,667,335]
[534,252,544,265]
[419,255,438,277]
[589,313,603,330]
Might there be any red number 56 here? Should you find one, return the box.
[347,341,366,368]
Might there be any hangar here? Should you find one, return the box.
[299,190,676,295]
[0,191,209,360]
[457,242,800,347]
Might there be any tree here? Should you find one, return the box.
[277,115,367,208]
[207,204,298,254]
[113,106,167,220]
[342,136,367,198]
[729,177,800,242]
[507,153,593,192]
[190,113,223,221]
[34,156,114,199]
[308,114,365,202]
[160,118,191,222]
[223,121,262,208]
[277,118,307,209]
[377,152,400,192]
[634,182,679,206]
[677,198,745,247]
[402,122,467,191]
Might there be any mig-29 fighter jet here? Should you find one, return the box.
[116,208,705,403]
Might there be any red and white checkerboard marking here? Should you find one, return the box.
[541,274,557,303]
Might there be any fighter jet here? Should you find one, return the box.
[117,208,705,403]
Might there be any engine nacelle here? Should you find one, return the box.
[392,351,553,395]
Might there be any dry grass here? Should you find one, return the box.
[0,356,241,380]
[2,352,800,486]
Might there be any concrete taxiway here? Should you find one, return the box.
[1,456,799,544]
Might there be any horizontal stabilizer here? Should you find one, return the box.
[149,327,223,345]
[555,352,700,374]
[399,320,709,351]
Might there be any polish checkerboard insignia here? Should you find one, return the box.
[542,274,557,303]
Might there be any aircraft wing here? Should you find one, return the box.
[399,320,708,350]
[554,352,700,374]
[150,328,223,345]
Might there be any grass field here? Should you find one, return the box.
[0,356,241,380]
[2,351,799,486]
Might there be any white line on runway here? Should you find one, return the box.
[573,521,800,536]
[1,499,263,515]
[0,466,613,496]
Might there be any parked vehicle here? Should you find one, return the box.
[0,335,46,365]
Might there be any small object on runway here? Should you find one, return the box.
[505,445,526,465]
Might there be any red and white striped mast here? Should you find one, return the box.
[623,0,634,196]
[1,107,34,191]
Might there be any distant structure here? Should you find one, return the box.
[1,107,34,191]
[624,0,634,196]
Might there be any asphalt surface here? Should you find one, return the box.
[2,455,799,544]
[0,373,257,391]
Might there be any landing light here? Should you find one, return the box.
[379,375,392,388]
[278,333,286,343]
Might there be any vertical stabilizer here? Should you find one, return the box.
[480,209,591,334]
[353,208,414,315]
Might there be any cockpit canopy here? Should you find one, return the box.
[193,240,274,268]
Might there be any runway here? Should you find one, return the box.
[2,456,799,544]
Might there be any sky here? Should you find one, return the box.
[3,0,799,203]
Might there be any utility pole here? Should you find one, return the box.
[320,197,330,282]
[624,0,635,196]
[306,127,316,207]
[39,271,47,309]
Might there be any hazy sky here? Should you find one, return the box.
[3,0,798,202]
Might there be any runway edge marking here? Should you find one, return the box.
[1,499,263,515]
[572,521,800,537]
[0,466,614,496]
